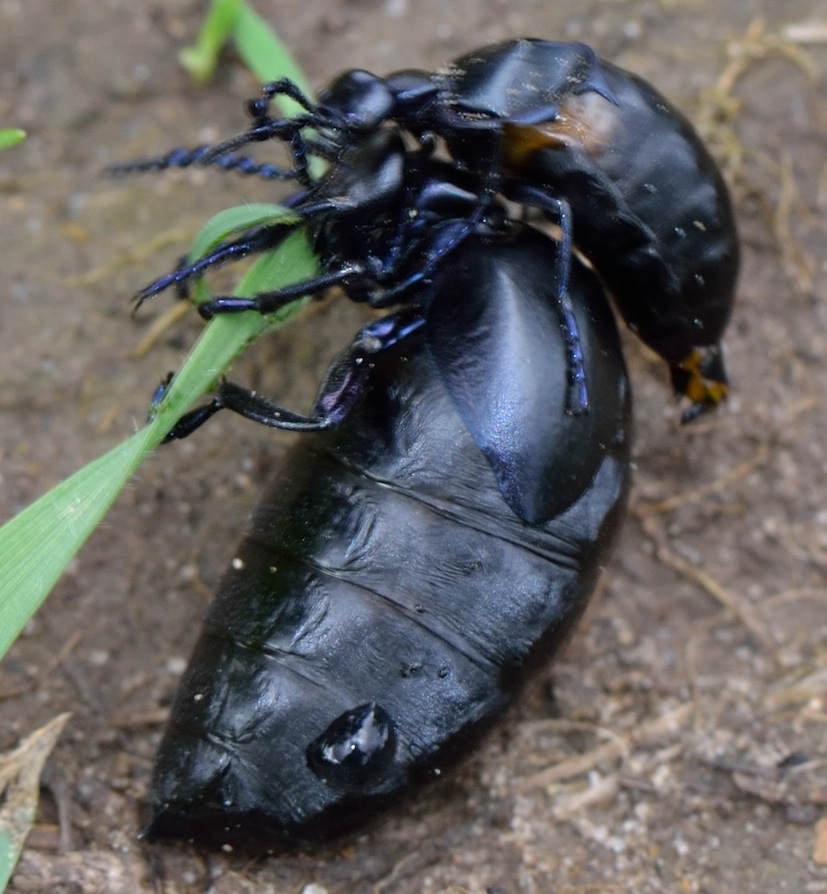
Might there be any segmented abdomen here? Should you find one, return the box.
[149,280,631,845]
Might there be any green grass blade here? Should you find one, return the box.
[186,203,299,263]
[179,0,313,107]
[0,129,26,151]
[0,430,156,662]
[182,202,301,303]
[178,1,324,179]
[0,830,13,892]
[178,0,242,86]
[231,4,314,104]
[0,230,319,662]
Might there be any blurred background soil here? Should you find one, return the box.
[1,1,826,891]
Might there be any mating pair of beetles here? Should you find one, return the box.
[116,38,739,847]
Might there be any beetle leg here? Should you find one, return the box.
[158,382,333,441]
[206,381,337,432]
[245,78,351,186]
[159,382,333,442]
[252,78,318,119]
[161,311,425,441]
[499,182,588,415]
[304,311,425,426]
[161,399,225,442]
[177,115,317,188]
[371,217,479,308]
[148,372,175,413]
[133,173,357,313]
[215,312,425,429]
[133,224,295,310]
[198,264,367,319]
[554,286,590,416]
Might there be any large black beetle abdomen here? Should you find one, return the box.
[146,231,632,847]
[435,39,738,416]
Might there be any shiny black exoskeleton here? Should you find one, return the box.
[145,218,632,846]
[144,129,598,470]
[109,39,746,846]
[427,40,738,420]
[155,39,737,420]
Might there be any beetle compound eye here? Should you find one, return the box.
[306,702,396,791]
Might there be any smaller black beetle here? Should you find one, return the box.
[141,130,599,500]
[168,39,737,420]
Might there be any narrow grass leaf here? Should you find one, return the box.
[0,129,26,151]
[0,229,319,661]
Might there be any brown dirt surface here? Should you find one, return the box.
[2,1,827,892]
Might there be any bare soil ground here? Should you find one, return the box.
[1,1,827,892]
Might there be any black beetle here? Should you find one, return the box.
[175,39,737,420]
[138,128,594,429]
[145,215,632,845]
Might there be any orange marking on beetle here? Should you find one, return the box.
[502,92,622,173]
[676,349,729,408]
